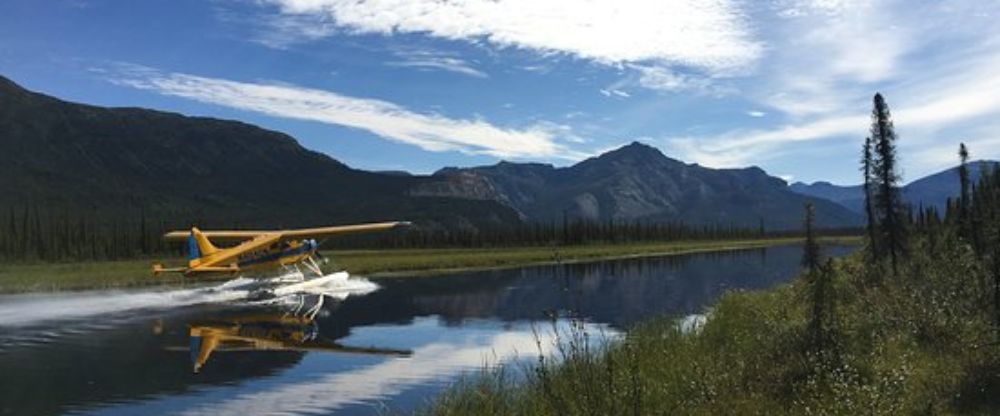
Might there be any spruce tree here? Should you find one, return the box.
[861,136,878,258]
[807,259,838,362]
[802,203,821,274]
[802,204,835,361]
[958,143,971,242]
[870,93,906,274]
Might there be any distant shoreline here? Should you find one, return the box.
[0,236,860,294]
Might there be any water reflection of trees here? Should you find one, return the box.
[320,245,855,336]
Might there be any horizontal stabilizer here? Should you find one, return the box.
[152,264,187,275]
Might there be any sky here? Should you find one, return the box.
[1,0,999,185]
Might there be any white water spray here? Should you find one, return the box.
[0,271,378,328]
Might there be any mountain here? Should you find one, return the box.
[790,161,1000,214]
[0,75,520,229]
[788,182,865,214]
[415,142,862,229]
[903,161,999,210]
[0,75,864,231]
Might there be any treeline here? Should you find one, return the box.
[0,206,185,262]
[0,202,848,262]
[327,219,855,250]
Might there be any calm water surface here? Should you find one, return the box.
[0,244,855,415]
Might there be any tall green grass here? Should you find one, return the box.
[420,235,1000,415]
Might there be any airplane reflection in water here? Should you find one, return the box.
[183,295,411,373]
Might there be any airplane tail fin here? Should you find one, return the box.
[188,227,219,260]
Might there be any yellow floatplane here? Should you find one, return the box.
[153,221,409,277]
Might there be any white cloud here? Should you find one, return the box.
[746,0,921,118]
[599,88,630,98]
[246,0,761,94]
[258,0,761,73]
[665,114,866,167]
[110,66,580,159]
[633,65,691,92]
[386,49,487,78]
[747,111,766,117]
[660,0,1000,180]
[604,64,736,97]
[254,12,339,49]
[666,51,1000,174]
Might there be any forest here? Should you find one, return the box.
[0,205,846,262]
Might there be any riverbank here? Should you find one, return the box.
[421,235,1000,415]
[0,237,858,293]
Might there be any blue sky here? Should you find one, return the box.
[1,0,998,184]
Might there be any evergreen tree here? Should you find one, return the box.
[958,143,971,241]
[5,207,15,259]
[802,204,835,364]
[802,203,821,274]
[861,136,879,259]
[807,259,837,361]
[870,93,907,274]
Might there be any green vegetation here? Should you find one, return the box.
[420,94,1000,415]
[0,237,856,293]
[0,199,818,263]
[424,244,997,415]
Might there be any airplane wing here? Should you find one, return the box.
[278,221,410,240]
[163,221,410,242]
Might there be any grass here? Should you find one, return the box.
[0,236,858,294]
[420,234,1000,415]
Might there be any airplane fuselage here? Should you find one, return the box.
[235,239,319,273]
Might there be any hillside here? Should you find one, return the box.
[415,142,861,229]
[0,76,520,229]
[790,160,1000,214]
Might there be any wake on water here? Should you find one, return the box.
[0,271,379,328]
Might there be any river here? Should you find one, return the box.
[0,244,855,415]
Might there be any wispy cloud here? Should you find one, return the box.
[255,0,761,74]
[227,9,339,49]
[107,65,581,159]
[599,88,630,98]
[666,50,1000,174]
[658,0,1000,179]
[386,49,487,78]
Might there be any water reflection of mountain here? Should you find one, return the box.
[0,306,303,416]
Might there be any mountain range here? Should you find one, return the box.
[0,75,519,229]
[415,142,861,229]
[789,161,999,214]
[13,74,977,231]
